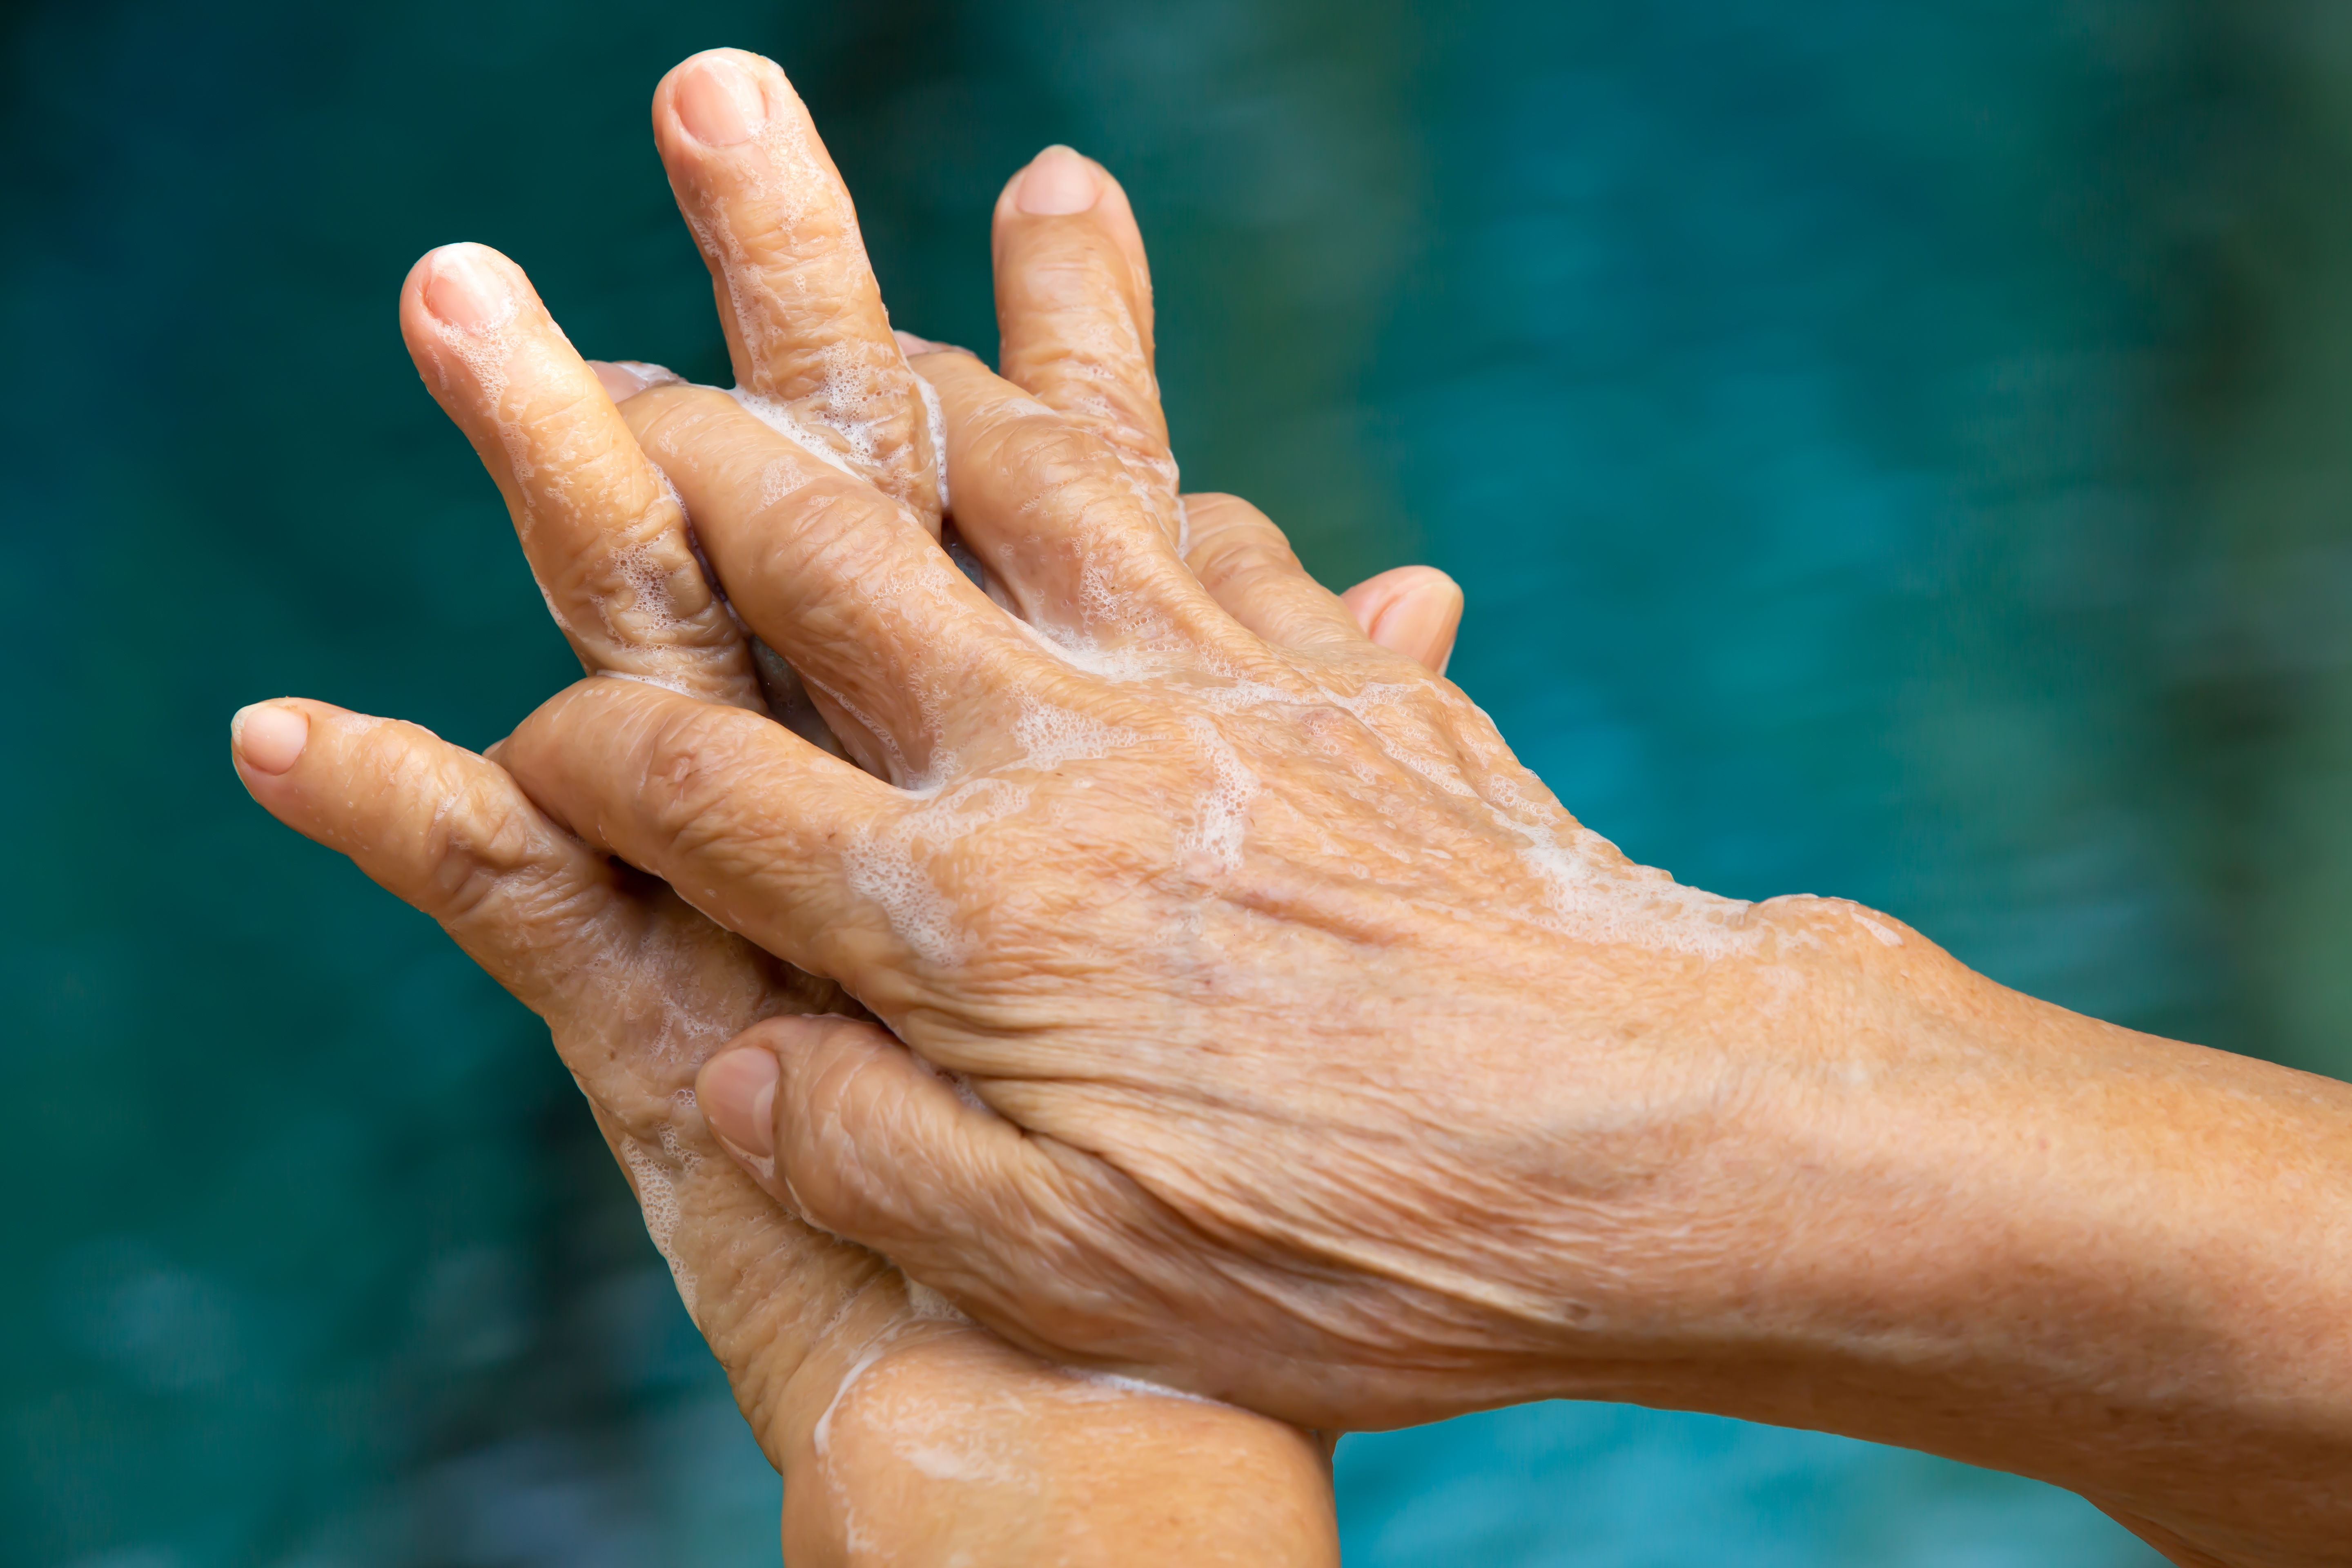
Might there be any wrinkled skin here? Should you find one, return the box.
[229,48,1494,1565]
[503,295,1914,1430]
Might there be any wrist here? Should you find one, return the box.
[1529,898,2352,1565]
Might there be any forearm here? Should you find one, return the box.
[1565,911,2352,1567]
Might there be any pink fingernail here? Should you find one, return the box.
[1016,145,1102,215]
[699,1046,780,1160]
[232,704,309,775]
[675,53,764,147]
[892,330,974,360]
[423,245,514,332]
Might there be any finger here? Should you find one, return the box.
[618,382,1047,775]
[913,350,1220,659]
[1342,565,1464,675]
[399,245,762,708]
[229,697,637,1019]
[654,49,940,529]
[1178,492,1369,653]
[497,674,905,983]
[991,147,1180,542]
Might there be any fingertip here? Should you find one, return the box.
[231,702,309,777]
[1013,144,1104,215]
[669,48,768,148]
[1391,564,1464,622]
[995,147,1149,290]
[404,243,530,334]
[399,245,545,402]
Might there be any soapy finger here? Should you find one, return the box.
[991,147,1180,543]
[399,245,763,708]
[653,49,941,532]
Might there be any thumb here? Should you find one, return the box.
[696,1016,1057,1307]
[699,1018,1329,1409]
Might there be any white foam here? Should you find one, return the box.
[595,669,700,698]
[1483,774,1758,958]
[1176,715,1256,873]
[619,1136,697,1319]
[1009,694,1140,771]
[806,339,894,472]
[843,775,1033,963]
[1852,909,1905,947]
[912,370,949,512]
[812,1333,894,1461]
[902,1280,969,1323]
[1062,1366,1232,1409]
[731,385,865,483]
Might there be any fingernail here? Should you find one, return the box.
[675,53,764,147]
[232,703,309,775]
[423,245,514,333]
[590,360,682,402]
[1016,145,1102,215]
[699,1045,780,1161]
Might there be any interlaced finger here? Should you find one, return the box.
[910,350,1229,668]
[618,381,1053,778]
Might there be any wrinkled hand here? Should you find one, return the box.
[234,48,1414,1564]
[483,63,1892,1431]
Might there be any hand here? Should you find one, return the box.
[232,48,1443,1565]
[490,56,2352,1568]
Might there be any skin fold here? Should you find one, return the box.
[234,48,1469,1567]
[234,47,2350,1568]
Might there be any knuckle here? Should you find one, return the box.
[634,702,763,859]
[1191,525,1301,594]
[969,414,1125,508]
[756,483,901,596]
[365,734,565,925]
[509,379,603,444]
[626,383,746,454]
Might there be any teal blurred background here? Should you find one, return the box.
[7,0,2348,1561]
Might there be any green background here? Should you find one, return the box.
[8,0,2348,1562]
